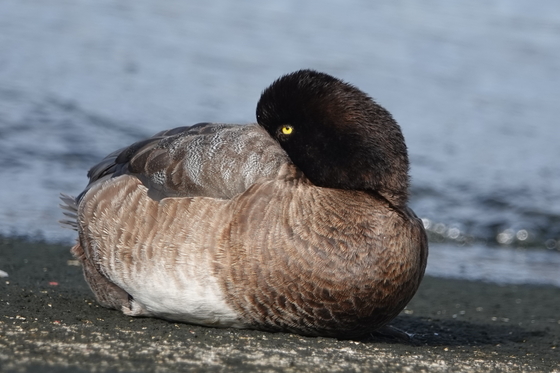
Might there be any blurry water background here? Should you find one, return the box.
[1,1,559,286]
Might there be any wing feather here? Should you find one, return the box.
[79,122,289,201]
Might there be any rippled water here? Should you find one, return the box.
[1,1,559,285]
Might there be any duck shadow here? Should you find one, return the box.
[362,315,537,347]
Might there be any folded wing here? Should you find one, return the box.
[80,122,290,201]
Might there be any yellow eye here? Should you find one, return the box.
[281,125,294,135]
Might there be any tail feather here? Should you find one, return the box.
[59,193,79,231]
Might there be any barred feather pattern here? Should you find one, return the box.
[70,162,426,337]
[61,120,427,338]
[82,123,290,201]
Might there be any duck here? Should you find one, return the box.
[60,69,428,339]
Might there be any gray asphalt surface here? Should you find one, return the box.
[1,236,559,372]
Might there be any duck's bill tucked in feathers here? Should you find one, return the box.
[60,69,428,339]
[257,70,410,207]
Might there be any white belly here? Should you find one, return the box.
[107,245,246,328]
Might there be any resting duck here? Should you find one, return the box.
[61,70,428,339]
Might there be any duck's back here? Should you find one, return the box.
[81,122,290,201]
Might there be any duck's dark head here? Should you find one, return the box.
[256,69,410,206]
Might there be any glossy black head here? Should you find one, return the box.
[256,69,410,206]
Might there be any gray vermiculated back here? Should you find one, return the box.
[83,123,290,201]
